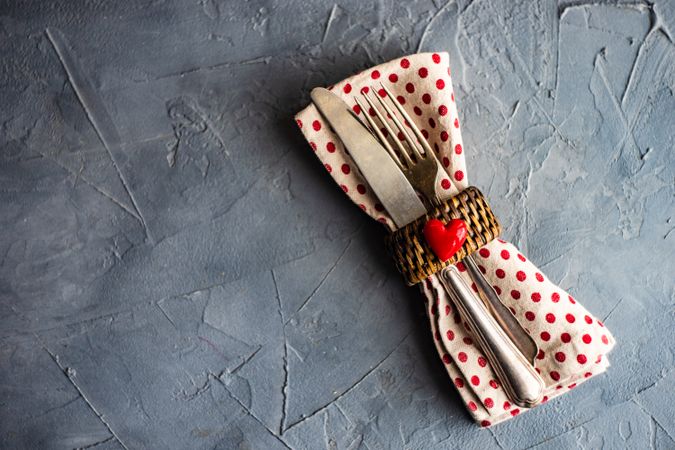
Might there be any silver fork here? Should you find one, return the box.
[357,85,544,408]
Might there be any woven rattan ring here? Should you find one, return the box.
[385,186,501,286]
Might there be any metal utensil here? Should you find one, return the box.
[359,84,538,365]
[358,85,544,408]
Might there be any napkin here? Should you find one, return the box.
[295,53,615,426]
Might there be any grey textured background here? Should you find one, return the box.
[1,0,674,449]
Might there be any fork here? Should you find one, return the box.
[356,85,545,408]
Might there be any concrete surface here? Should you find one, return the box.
[1,0,673,448]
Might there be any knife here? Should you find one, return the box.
[310,88,426,228]
[311,87,544,408]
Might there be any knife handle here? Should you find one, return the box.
[439,265,545,408]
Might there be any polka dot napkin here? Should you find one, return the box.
[295,53,615,426]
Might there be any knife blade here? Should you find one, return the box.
[310,88,426,228]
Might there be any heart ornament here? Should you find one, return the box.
[423,218,468,262]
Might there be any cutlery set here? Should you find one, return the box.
[296,53,615,426]
[311,86,544,408]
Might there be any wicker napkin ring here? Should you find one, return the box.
[385,186,502,286]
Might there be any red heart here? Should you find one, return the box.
[423,218,468,262]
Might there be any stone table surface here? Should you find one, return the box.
[1,0,674,449]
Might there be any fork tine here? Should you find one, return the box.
[380,83,436,159]
[361,91,415,168]
[371,88,426,163]
[354,97,404,170]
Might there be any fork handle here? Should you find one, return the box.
[439,265,545,408]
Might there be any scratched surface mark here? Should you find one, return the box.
[0,1,673,449]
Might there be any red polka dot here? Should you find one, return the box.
[545,313,556,323]
[511,409,520,417]
[312,120,321,131]
[343,84,352,94]
[517,253,526,262]
[442,353,451,364]
[405,82,415,93]
[479,248,490,258]
[341,164,350,174]
[584,372,592,378]
[309,141,317,151]
[374,203,384,212]
[584,315,593,324]
[510,290,521,300]
[463,337,473,345]
[388,73,398,83]
[442,157,450,167]
[326,142,336,153]
[582,334,592,344]
[446,330,455,341]
[568,295,576,304]
[468,401,477,411]
[480,420,491,427]
[458,352,468,363]
[445,304,451,316]
[371,70,380,79]
[428,117,436,128]
[454,170,464,181]
[503,401,511,410]
[484,398,494,408]
[358,204,366,211]
[493,286,502,295]
[400,58,410,68]
[561,332,571,343]
[577,354,587,364]
[490,379,500,389]
[471,375,480,386]
[535,273,544,282]
[456,261,466,271]
[478,356,487,367]
[454,377,464,388]
[516,271,526,281]
[565,313,576,323]
[438,105,448,116]
[360,86,369,94]
[451,92,455,101]
[352,104,361,114]
[296,119,303,128]
[550,371,560,381]
[325,163,332,173]
[601,335,609,345]
[396,95,405,105]
[531,292,541,302]
[525,311,535,321]
[377,88,386,98]
[432,53,441,63]
[495,269,505,279]
[436,79,445,89]
[434,330,441,341]
[422,93,431,104]
[438,179,451,190]
[540,331,551,341]
[500,250,510,260]
[536,349,545,360]
[455,144,462,154]
[454,118,459,128]
[555,352,566,362]
[418,67,428,78]
[551,293,560,303]
[340,184,348,193]
[356,184,366,194]
[438,131,448,142]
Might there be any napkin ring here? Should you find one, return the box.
[385,187,501,285]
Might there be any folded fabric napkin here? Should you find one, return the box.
[295,53,615,426]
